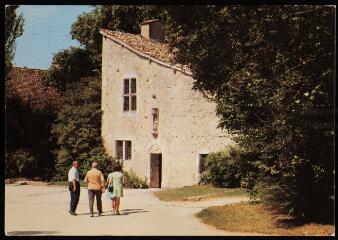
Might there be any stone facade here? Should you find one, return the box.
[101,26,234,188]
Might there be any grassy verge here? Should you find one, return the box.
[196,202,334,236]
[153,185,248,201]
[49,180,87,187]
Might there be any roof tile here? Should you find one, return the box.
[100,29,174,64]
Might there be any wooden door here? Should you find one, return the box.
[150,154,162,188]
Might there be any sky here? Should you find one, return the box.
[13,5,92,70]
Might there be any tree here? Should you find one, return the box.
[5,68,61,180]
[51,76,115,180]
[43,47,98,92]
[164,6,335,221]
[5,5,24,73]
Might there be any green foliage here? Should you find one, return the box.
[43,47,98,92]
[5,5,24,71]
[51,76,107,180]
[88,154,120,179]
[253,155,334,221]
[6,149,38,178]
[123,169,148,189]
[165,6,335,221]
[200,151,241,188]
[5,95,57,180]
[200,147,258,188]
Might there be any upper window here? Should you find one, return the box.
[123,78,137,111]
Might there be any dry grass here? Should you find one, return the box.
[196,202,334,236]
[153,185,248,201]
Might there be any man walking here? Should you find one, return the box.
[68,160,80,216]
[84,162,106,217]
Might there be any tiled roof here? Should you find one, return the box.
[6,67,63,110]
[100,29,174,63]
[100,29,192,75]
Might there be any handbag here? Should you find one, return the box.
[108,182,114,192]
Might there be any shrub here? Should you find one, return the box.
[6,149,38,178]
[123,169,148,189]
[253,156,335,222]
[88,154,121,179]
[200,149,241,188]
[200,146,258,188]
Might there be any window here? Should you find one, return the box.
[116,140,132,160]
[198,154,209,174]
[123,78,137,111]
[116,141,123,160]
[125,141,132,160]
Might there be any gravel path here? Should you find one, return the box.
[5,184,264,236]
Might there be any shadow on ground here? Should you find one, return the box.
[7,231,58,236]
[77,208,149,216]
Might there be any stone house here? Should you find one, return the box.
[100,20,233,188]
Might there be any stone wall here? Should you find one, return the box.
[102,36,234,188]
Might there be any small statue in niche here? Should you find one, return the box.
[152,108,159,138]
[153,119,158,131]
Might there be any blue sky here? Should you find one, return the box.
[14,5,92,70]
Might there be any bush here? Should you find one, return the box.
[5,93,58,180]
[88,154,121,179]
[6,149,38,178]
[253,155,334,222]
[200,146,258,189]
[123,169,148,189]
[200,150,240,188]
[52,154,119,181]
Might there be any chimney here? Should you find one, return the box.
[140,19,165,42]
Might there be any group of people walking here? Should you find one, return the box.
[68,160,124,217]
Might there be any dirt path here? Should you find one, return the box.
[5,184,264,236]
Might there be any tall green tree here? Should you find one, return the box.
[51,76,115,180]
[43,47,97,92]
[5,5,24,74]
[164,5,335,221]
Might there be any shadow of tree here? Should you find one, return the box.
[274,214,334,229]
[275,218,307,229]
[7,231,58,236]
